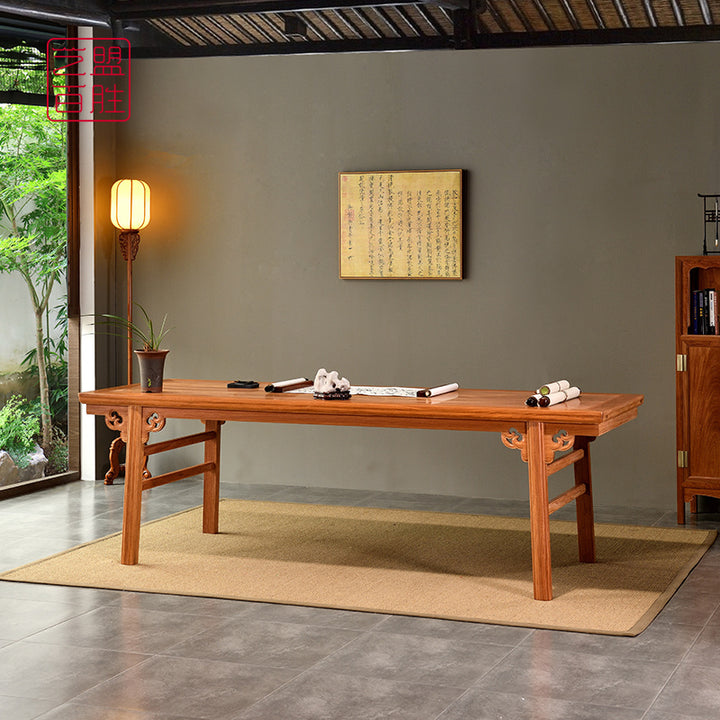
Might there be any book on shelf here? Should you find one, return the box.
[690,288,719,335]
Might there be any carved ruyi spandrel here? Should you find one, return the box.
[104,409,166,444]
[500,428,575,464]
[105,410,126,439]
[501,428,527,461]
[143,411,166,441]
[548,430,575,460]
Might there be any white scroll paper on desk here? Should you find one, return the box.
[417,383,459,397]
[289,386,422,397]
[537,379,570,396]
[539,386,581,407]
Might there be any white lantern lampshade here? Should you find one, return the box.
[110,179,150,231]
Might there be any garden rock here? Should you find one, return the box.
[0,450,19,486]
[0,446,47,487]
[18,445,48,483]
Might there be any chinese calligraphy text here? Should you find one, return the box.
[339,170,462,279]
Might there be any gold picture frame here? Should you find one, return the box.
[339,169,463,279]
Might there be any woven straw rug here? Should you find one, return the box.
[1,499,714,636]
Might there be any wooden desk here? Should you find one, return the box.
[79,380,643,601]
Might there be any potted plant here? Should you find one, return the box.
[98,304,172,392]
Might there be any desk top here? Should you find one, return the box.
[80,380,643,436]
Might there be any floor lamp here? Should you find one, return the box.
[105,178,151,485]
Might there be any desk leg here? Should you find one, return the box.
[121,405,144,565]
[574,436,596,563]
[203,420,222,534]
[527,421,553,601]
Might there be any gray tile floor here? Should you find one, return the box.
[1,479,720,720]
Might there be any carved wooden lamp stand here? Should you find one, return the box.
[105,179,150,485]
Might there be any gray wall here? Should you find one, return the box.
[109,42,720,509]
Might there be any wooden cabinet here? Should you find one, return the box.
[676,256,720,522]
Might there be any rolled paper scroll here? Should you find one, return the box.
[417,383,459,398]
[537,379,571,396]
[538,386,581,407]
[525,393,543,407]
[265,377,312,393]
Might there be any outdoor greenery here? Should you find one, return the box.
[0,44,46,97]
[0,396,40,468]
[21,299,69,428]
[0,103,67,468]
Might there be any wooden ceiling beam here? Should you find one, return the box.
[109,0,469,21]
[0,0,110,27]
[132,32,451,56]
[130,20,720,58]
[697,0,713,25]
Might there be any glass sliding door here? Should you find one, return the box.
[0,42,79,496]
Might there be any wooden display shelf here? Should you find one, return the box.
[676,256,720,522]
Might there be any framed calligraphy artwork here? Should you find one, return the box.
[339,169,463,279]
